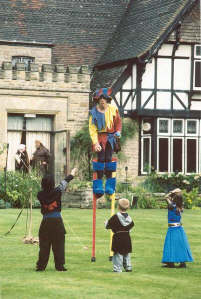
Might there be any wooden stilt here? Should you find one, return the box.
[109,193,116,261]
[91,192,97,262]
[91,162,97,262]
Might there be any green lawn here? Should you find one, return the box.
[0,208,201,299]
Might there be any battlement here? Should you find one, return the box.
[0,62,91,84]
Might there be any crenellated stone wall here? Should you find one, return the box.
[0,61,91,169]
[0,62,90,85]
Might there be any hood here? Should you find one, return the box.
[117,212,132,226]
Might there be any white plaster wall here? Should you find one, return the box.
[157,58,171,89]
[156,92,171,109]
[176,45,191,57]
[173,93,188,110]
[141,91,154,109]
[157,44,173,56]
[174,59,191,90]
[191,101,201,110]
[123,76,132,90]
[141,59,155,89]
[132,65,137,89]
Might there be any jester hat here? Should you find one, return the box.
[93,88,112,102]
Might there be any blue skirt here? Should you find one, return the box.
[162,226,193,263]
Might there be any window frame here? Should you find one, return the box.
[157,136,171,174]
[185,119,199,136]
[11,56,35,71]
[193,60,201,90]
[172,119,184,136]
[194,45,201,59]
[141,136,152,175]
[157,118,171,136]
[171,137,184,174]
[185,137,198,174]
[156,118,199,175]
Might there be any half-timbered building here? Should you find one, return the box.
[92,0,201,178]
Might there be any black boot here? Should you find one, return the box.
[178,262,186,268]
[56,267,67,272]
[162,262,175,268]
[36,268,45,272]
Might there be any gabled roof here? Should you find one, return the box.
[91,65,127,91]
[0,0,129,67]
[169,1,200,43]
[96,0,198,68]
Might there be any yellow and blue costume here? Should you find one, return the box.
[89,88,122,196]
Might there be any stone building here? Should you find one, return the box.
[0,0,200,181]
[0,0,128,179]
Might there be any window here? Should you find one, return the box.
[158,138,169,172]
[172,138,183,173]
[172,119,184,135]
[141,137,151,174]
[12,56,35,71]
[141,119,153,174]
[194,45,201,89]
[186,138,198,173]
[156,118,199,174]
[194,61,201,88]
[186,119,198,135]
[7,114,52,171]
[158,118,170,135]
[194,45,201,58]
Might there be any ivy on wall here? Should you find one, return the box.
[71,118,138,180]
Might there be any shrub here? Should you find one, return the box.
[116,181,133,193]
[133,186,158,209]
[0,170,41,208]
[0,199,11,209]
[67,179,92,192]
[0,199,6,209]
[70,118,138,181]
[143,172,201,193]
[182,188,200,209]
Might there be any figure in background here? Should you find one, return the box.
[15,144,30,173]
[31,140,50,176]
[89,88,122,197]
[162,188,193,268]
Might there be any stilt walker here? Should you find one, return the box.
[89,88,122,262]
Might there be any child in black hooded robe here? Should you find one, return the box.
[105,198,134,272]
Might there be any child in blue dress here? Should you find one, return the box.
[162,188,193,268]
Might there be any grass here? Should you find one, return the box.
[0,208,201,299]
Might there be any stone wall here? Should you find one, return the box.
[0,44,51,67]
[62,188,106,209]
[117,123,139,183]
[0,61,90,169]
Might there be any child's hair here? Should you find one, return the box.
[41,175,55,192]
[118,205,127,212]
[118,198,130,212]
[172,194,183,210]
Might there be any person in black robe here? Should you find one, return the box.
[105,198,134,272]
[30,140,50,176]
[36,168,77,272]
